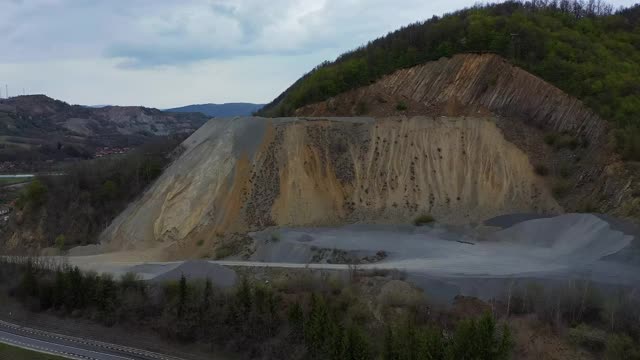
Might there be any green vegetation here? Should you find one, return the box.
[0,343,67,360]
[395,101,408,111]
[501,279,640,358]
[552,178,572,198]
[2,258,515,360]
[12,136,185,248]
[559,163,573,178]
[545,132,581,150]
[355,100,369,115]
[534,164,549,176]
[54,234,65,250]
[413,214,435,226]
[259,1,640,160]
[16,179,47,209]
[4,259,640,359]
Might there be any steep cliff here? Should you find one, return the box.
[101,116,559,258]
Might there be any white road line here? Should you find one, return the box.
[0,334,96,360]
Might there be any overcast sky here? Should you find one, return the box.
[0,0,637,108]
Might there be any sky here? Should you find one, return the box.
[0,0,637,108]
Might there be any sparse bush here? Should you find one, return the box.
[16,179,48,209]
[270,232,281,242]
[544,133,558,146]
[396,101,408,111]
[552,179,572,198]
[534,164,549,176]
[54,235,65,250]
[413,214,435,226]
[569,324,607,352]
[605,334,640,360]
[577,199,599,213]
[447,313,513,360]
[555,134,579,150]
[559,163,573,178]
[355,100,368,115]
[544,133,579,150]
[196,239,204,247]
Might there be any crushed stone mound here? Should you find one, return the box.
[150,260,237,288]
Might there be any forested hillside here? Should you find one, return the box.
[259,0,640,159]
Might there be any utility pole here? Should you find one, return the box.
[5,85,8,99]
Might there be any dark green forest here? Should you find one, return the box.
[259,0,640,159]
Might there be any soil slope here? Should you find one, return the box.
[100,115,558,258]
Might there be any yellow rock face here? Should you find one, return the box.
[100,116,560,255]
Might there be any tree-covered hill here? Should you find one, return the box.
[259,0,640,159]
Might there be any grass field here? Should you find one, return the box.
[0,343,67,360]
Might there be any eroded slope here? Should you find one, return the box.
[101,116,559,258]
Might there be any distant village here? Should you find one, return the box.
[93,147,132,158]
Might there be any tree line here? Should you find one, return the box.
[2,258,514,359]
[259,0,640,160]
[3,258,640,358]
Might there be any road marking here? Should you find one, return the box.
[0,320,182,360]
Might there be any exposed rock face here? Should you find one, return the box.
[297,54,607,144]
[101,116,559,257]
[296,54,639,218]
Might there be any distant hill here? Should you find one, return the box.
[165,103,264,117]
[0,95,208,164]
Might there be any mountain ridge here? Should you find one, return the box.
[0,94,208,164]
[165,102,264,117]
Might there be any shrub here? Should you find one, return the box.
[17,179,48,209]
[577,199,599,213]
[196,239,204,247]
[270,232,281,242]
[552,179,572,198]
[447,313,513,360]
[605,334,640,360]
[355,100,368,115]
[395,101,408,111]
[555,134,579,150]
[559,164,573,178]
[534,164,549,176]
[55,235,65,250]
[544,133,558,146]
[568,324,607,352]
[545,132,579,150]
[413,214,435,226]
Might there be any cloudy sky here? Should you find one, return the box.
[0,0,636,108]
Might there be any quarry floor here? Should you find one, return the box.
[64,213,640,302]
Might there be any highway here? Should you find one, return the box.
[0,320,183,360]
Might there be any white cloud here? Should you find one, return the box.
[0,51,334,108]
[0,0,637,106]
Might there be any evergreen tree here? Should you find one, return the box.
[341,325,370,360]
[177,273,188,319]
[288,302,305,342]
